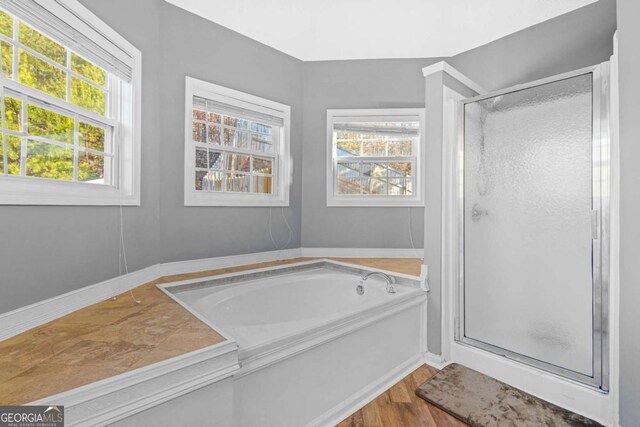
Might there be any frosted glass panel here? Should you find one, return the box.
[463,73,594,376]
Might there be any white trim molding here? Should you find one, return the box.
[326,108,425,207]
[0,0,142,206]
[422,61,488,95]
[300,247,424,259]
[0,248,300,341]
[184,77,291,207]
[313,354,425,427]
[31,340,239,427]
[0,247,427,341]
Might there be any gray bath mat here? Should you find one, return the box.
[415,363,602,427]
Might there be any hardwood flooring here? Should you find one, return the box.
[0,257,422,405]
[337,364,469,427]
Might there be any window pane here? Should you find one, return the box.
[336,176,360,195]
[27,104,74,143]
[192,122,206,142]
[223,116,248,129]
[252,133,272,152]
[208,150,224,169]
[362,140,386,156]
[6,135,20,175]
[71,77,106,115]
[198,171,223,191]
[0,137,3,173]
[78,122,105,152]
[362,178,387,195]
[1,41,12,78]
[362,162,386,178]
[71,53,105,86]
[253,156,272,174]
[195,148,207,168]
[251,122,272,134]
[389,178,412,195]
[0,10,13,38]
[207,124,220,144]
[18,50,66,99]
[4,96,22,131]
[208,112,221,123]
[78,151,105,183]
[226,172,249,192]
[19,22,66,65]
[25,140,73,180]
[337,162,360,179]
[193,109,206,120]
[336,140,360,156]
[387,140,412,156]
[254,175,272,194]
[226,154,250,172]
[195,170,207,191]
[388,162,412,177]
[223,128,249,148]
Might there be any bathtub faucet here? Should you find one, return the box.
[362,272,396,294]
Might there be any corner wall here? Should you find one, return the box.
[0,0,162,314]
[157,2,304,263]
[615,0,640,424]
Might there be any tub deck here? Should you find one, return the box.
[0,257,421,406]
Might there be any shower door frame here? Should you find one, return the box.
[454,64,610,390]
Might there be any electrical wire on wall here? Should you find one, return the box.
[113,132,140,305]
[268,207,293,259]
[407,207,423,261]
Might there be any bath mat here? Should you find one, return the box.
[415,363,602,427]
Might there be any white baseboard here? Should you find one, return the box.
[0,266,160,341]
[311,354,425,427]
[155,248,302,277]
[0,248,301,341]
[424,352,447,370]
[301,247,424,259]
[0,247,421,341]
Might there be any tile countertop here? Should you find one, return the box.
[0,257,422,405]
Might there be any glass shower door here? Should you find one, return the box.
[460,67,608,388]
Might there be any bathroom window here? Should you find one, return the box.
[326,108,424,207]
[184,77,291,206]
[0,1,141,205]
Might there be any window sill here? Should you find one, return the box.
[0,177,140,206]
[326,196,424,208]
[184,191,289,207]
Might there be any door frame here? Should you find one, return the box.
[452,64,610,390]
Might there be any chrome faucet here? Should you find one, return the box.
[362,271,396,294]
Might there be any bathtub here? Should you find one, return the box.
[158,260,427,427]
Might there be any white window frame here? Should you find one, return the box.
[0,0,141,206]
[326,108,425,207]
[184,77,291,207]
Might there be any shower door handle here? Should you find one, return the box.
[591,210,599,240]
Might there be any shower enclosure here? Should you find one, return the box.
[457,64,609,389]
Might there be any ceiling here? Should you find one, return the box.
[165,0,598,61]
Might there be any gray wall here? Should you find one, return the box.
[300,58,443,249]
[0,0,305,314]
[0,0,163,314]
[616,0,640,424]
[157,3,304,263]
[449,0,617,91]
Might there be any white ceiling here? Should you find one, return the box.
[165,0,597,61]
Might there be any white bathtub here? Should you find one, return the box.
[170,267,421,353]
[158,260,427,427]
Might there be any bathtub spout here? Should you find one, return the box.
[362,272,396,294]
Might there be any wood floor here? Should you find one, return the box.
[0,257,422,405]
[337,364,469,427]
